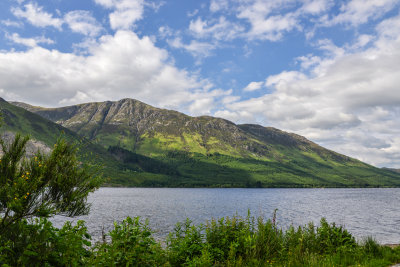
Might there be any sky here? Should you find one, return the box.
[0,0,400,168]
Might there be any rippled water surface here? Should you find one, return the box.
[52,188,400,244]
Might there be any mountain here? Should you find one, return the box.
[0,98,184,186]
[10,98,400,187]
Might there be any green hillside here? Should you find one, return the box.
[0,98,177,186]
[8,98,400,187]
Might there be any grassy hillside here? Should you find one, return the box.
[9,98,400,187]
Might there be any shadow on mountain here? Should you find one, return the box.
[107,146,256,187]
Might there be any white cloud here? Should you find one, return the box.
[214,109,256,123]
[315,39,345,57]
[265,71,307,87]
[158,25,175,39]
[187,9,199,17]
[329,0,399,26]
[235,0,309,41]
[210,0,229,12]
[12,2,63,29]
[7,33,54,47]
[59,91,92,105]
[0,30,227,114]
[243,81,263,92]
[221,95,240,104]
[186,0,333,43]
[216,13,400,167]
[238,8,300,41]
[168,37,217,58]
[189,17,244,41]
[64,10,103,37]
[93,0,114,8]
[0,88,19,100]
[296,54,322,70]
[184,0,397,45]
[300,0,332,15]
[1,19,23,28]
[94,0,144,30]
[145,1,165,12]
[189,98,214,115]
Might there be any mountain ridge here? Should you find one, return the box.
[8,98,400,187]
[12,98,349,160]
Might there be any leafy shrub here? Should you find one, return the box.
[316,218,357,254]
[166,219,205,266]
[0,218,91,266]
[90,217,166,266]
[204,214,257,262]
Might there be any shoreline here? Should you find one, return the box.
[100,185,400,189]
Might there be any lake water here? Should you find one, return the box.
[52,188,400,244]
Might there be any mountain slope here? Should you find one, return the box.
[0,98,191,186]
[11,98,400,187]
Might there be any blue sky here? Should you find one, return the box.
[1,0,400,167]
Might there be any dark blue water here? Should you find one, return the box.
[52,188,400,244]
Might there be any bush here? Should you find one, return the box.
[167,219,205,266]
[0,133,101,266]
[0,218,91,266]
[1,213,399,266]
[90,217,166,266]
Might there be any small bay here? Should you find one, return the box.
[52,188,400,244]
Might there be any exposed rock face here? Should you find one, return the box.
[0,131,51,157]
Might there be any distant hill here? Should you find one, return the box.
[8,98,400,187]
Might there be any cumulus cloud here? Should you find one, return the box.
[12,2,63,29]
[0,30,226,112]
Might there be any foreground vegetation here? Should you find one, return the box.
[1,214,400,266]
